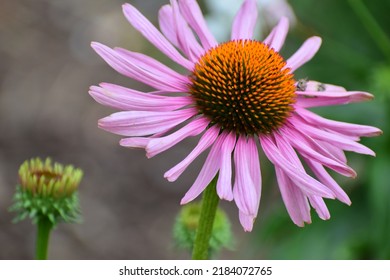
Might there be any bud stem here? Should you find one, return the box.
[192,176,220,260]
[35,217,53,260]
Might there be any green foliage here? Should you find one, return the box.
[173,203,234,258]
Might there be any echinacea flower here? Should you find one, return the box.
[90,0,381,231]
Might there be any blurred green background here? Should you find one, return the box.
[0,0,388,259]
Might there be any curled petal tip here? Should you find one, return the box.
[122,3,132,10]
[359,92,374,101]
[180,198,189,205]
[376,129,384,136]
[163,173,172,181]
[90,41,103,50]
[97,118,106,129]
[145,151,154,159]
[219,195,234,202]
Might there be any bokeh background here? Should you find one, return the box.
[0,0,389,259]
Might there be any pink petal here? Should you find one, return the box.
[316,140,347,164]
[274,132,304,168]
[305,158,351,205]
[285,36,322,71]
[296,107,382,137]
[180,132,227,204]
[308,196,330,220]
[178,0,218,50]
[171,0,204,62]
[91,43,188,92]
[98,82,165,95]
[216,132,236,201]
[89,84,192,111]
[164,126,220,182]
[231,0,258,40]
[296,87,374,107]
[289,117,376,156]
[274,132,337,219]
[119,137,151,149]
[146,117,209,158]
[158,3,204,62]
[239,211,255,232]
[122,3,194,70]
[233,136,261,217]
[260,135,335,198]
[280,124,357,177]
[98,108,197,137]
[158,5,179,46]
[263,17,289,51]
[114,48,190,84]
[275,167,311,227]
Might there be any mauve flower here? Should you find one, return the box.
[90,0,381,231]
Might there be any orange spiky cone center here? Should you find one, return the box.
[189,39,296,135]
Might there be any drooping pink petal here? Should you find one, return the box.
[114,48,190,84]
[178,0,218,50]
[274,131,303,168]
[289,117,376,156]
[158,5,179,46]
[231,0,258,40]
[296,107,382,137]
[285,36,322,71]
[260,135,335,198]
[233,136,261,217]
[274,132,331,222]
[308,196,330,220]
[216,132,236,201]
[89,84,192,111]
[119,137,151,149]
[146,117,209,158]
[239,211,255,232]
[275,167,311,227]
[305,158,351,205]
[98,108,197,137]
[164,126,220,182]
[316,140,347,164]
[122,3,194,70]
[263,17,289,52]
[180,132,227,204]
[97,82,166,95]
[171,0,204,62]
[159,3,204,62]
[279,124,357,177]
[91,43,188,92]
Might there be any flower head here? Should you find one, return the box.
[90,0,381,231]
[11,157,83,224]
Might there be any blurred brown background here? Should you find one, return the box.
[0,0,249,259]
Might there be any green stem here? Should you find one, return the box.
[347,0,390,63]
[35,217,53,260]
[192,176,220,260]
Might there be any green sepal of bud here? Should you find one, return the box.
[9,157,83,226]
[173,203,234,257]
